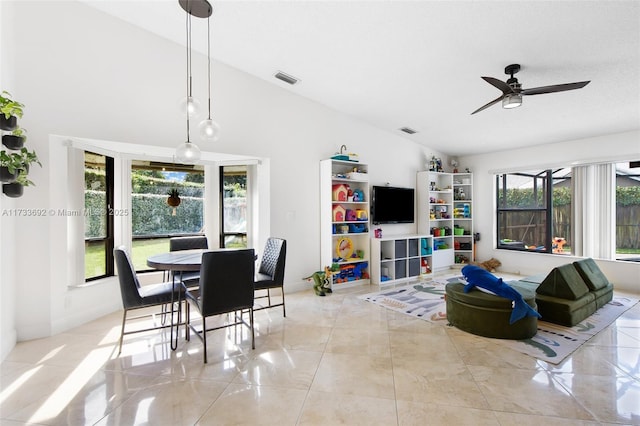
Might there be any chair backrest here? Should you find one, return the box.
[258,237,287,284]
[198,249,256,316]
[170,236,208,252]
[114,247,143,309]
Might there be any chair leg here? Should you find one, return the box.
[282,288,286,317]
[185,301,190,342]
[118,310,127,355]
[267,288,271,306]
[249,308,255,349]
[203,316,208,364]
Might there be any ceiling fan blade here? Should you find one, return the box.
[481,76,514,94]
[471,94,505,115]
[521,81,590,96]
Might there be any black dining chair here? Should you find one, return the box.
[169,236,208,287]
[184,249,256,363]
[114,246,186,355]
[254,237,287,317]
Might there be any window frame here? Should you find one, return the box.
[84,152,115,282]
[496,170,552,253]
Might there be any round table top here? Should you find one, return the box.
[146,249,205,272]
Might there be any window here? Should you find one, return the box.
[84,151,114,281]
[616,161,640,260]
[130,161,205,271]
[220,165,247,248]
[496,170,552,253]
[497,160,640,260]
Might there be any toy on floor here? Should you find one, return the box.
[461,264,541,324]
[304,265,336,296]
[472,257,501,272]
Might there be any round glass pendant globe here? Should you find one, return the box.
[175,141,201,164]
[179,96,201,118]
[198,118,220,142]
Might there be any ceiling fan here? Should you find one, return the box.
[471,64,590,115]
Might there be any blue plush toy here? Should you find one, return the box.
[461,264,541,325]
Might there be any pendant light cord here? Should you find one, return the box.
[207,15,211,120]
[185,6,192,142]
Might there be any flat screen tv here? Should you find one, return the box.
[371,185,415,224]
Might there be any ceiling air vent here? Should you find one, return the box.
[274,71,299,85]
[399,127,417,135]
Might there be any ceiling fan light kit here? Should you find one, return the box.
[502,93,522,109]
[471,63,590,115]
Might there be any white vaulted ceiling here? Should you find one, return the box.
[82,0,640,155]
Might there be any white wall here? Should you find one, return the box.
[0,0,440,359]
[460,130,640,293]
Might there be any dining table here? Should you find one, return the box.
[146,248,258,350]
[147,249,206,350]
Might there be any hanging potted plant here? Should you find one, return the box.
[2,170,30,198]
[1,148,41,196]
[2,127,26,150]
[0,91,24,131]
[167,188,181,207]
[0,150,22,182]
[167,188,181,216]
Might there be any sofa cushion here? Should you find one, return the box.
[535,292,596,327]
[536,264,590,300]
[573,258,611,291]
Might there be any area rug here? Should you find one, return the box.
[360,274,638,364]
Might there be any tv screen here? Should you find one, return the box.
[371,186,415,224]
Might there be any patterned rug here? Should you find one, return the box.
[360,274,638,364]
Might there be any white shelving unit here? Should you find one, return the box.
[453,173,474,264]
[417,171,474,270]
[370,235,433,286]
[320,159,371,289]
[417,171,455,271]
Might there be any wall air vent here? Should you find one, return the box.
[399,127,418,134]
[274,71,299,85]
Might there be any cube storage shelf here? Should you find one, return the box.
[320,159,371,289]
[370,235,433,286]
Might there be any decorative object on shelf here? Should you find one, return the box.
[335,236,354,260]
[451,158,459,173]
[2,127,26,150]
[427,155,443,172]
[331,144,359,162]
[0,91,24,131]
[167,188,181,215]
[175,0,213,164]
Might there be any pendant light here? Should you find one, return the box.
[198,13,220,142]
[175,0,212,164]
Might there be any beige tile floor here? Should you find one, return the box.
[1,277,639,425]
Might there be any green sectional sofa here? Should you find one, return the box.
[518,258,614,327]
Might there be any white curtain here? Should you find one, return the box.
[572,163,616,259]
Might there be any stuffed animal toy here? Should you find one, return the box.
[304,266,334,296]
[472,257,501,272]
[461,264,541,324]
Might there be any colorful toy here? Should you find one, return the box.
[332,184,349,202]
[332,205,345,222]
[345,209,357,221]
[356,209,367,221]
[335,237,354,259]
[304,265,336,296]
[552,237,566,253]
[352,188,364,202]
